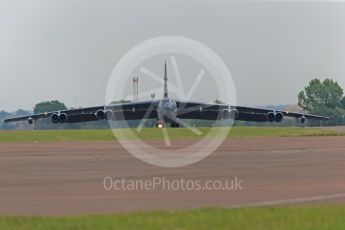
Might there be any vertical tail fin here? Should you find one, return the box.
[164,61,168,98]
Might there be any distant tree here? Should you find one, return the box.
[0,110,15,130]
[0,110,7,119]
[298,79,345,126]
[33,100,67,114]
[214,99,225,104]
[341,97,345,109]
[298,79,344,112]
[15,109,31,116]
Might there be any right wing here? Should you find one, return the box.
[4,100,159,124]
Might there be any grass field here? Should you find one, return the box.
[0,126,343,142]
[1,206,345,229]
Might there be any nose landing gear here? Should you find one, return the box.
[170,121,180,128]
[153,119,180,128]
[154,119,165,128]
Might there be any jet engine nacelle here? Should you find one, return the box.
[28,117,33,125]
[275,112,284,123]
[51,113,68,123]
[95,109,106,120]
[300,116,306,124]
[95,109,113,120]
[59,113,68,123]
[266,112,284,123]
[51,113,60,123]
[221,109,239,119]
[266,112,275,122]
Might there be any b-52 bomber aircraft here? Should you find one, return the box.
[5,62,330,128]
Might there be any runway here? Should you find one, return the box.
[1,136,345,215]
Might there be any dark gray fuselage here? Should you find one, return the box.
[157,98,177,123]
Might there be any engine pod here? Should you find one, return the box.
[266,112,275,122]
[59,113,68,123]
[275,112,284,122]
[51,113,59,123]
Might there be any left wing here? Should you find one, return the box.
[236,106,330,122]
[175,101,330,123]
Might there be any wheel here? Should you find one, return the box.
[154,119,165,128]
[170,121,180,128]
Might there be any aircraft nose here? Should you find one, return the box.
[167,103,175,110]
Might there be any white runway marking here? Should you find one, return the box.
[236,192,345,208]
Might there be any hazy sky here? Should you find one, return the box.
[1,0,345,111]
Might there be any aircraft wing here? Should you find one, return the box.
[236,106,330,121]
[176,101,330,122]
[176,101,228,120]
[4,106,102,123]
[5,99,329,125]
[4,100,159,124]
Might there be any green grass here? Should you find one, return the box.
[0,127,343,142]
[1,206,345,229]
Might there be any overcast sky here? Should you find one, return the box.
[1,0,345,111]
